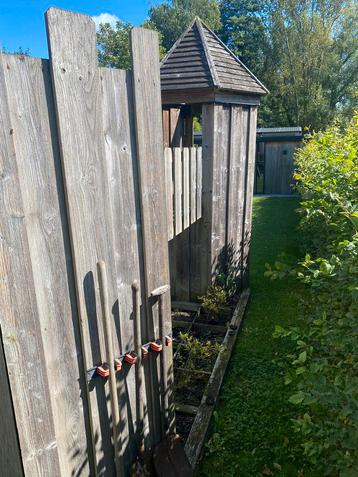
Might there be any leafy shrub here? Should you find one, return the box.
[198,285,229,318]
[175,332,222,387]
[269,116,358,476]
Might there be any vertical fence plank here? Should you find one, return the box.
[165,147,174,240]
[190,147,197,224]
[196,146,202,220]
[210,104,231,279]
[226,105,245,286]
[242,106,258,287]
[101,67,148,469]
[46,8,118,474]
[174,147,183,236]
[130,26,175,442]
[3,53,91,477]
[183,147,190,230]
[0,54,61,476]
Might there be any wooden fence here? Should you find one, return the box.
[167,105,257,301]
[164,146,202,240]
[0,8,173,477]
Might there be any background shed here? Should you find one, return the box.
[255,127,302,194]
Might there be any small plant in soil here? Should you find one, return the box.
[198,285,229,319]
[175,331,222,386]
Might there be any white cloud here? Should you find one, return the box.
[92,13,120,30]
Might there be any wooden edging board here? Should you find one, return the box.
[184,288,250,469]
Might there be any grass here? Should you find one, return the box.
[199,196,312,477]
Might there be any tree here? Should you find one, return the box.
[218,0,270,77]
[220,0,358,129]
[266,0,358,129]
[148,0,222,51]
[97,20,133,69]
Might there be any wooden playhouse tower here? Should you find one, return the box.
[160,18,268,300]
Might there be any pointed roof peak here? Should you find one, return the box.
[161,18,268,96]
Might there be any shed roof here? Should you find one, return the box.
[160,17,268,96]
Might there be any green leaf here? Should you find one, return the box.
[288,392,305,405]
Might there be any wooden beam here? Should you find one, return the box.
[184,289,250,468]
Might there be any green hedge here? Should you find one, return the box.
[267,116,358,476]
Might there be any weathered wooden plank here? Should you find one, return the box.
[161,71,210,80]
[170,108,183,147]
[210,104,231,279]
[101,67,149,468]
[162,82,212,90]
[162,109,170,147]
[3,52,92,477]
[0,53,61,476]
[242,107,258,287]
[196,146,203,219]
[162,89,215,105]
[0,331,23,476]
[214,92,260,106]
[183,148,190,230]
[226,105,245,287]
[46,8,117,474]
[184,289,250,468]
[190,147,197,224]
[173,148,183,235]
[130,26,175,441]
[165,147,174,240]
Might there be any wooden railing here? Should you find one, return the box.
[164,146,202,240]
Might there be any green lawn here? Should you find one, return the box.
[199,197,311,477]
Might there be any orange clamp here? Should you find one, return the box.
[96,363,109,377]
[124,352,138,365]
[150,340,163,352]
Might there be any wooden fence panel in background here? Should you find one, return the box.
[190,147,197,225]
[174,147,183,236]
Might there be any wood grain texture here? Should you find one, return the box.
[242,107,257,287]
[183,147,190,230]
[46,8,117,474]
[210,104,231,279]
[130,26,175,442]
[264,141,298,194]
[0,53,61,476]
[226,106,247,288]
[190,147,197,225]
[173,148,183,236]
[164,148,174,240]
[0,330,23,476]
[100,66,148,469]
[3,52,92,477]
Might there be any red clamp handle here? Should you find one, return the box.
[124,352,138,365]
[150,340,163,352]
[96,363,109,377]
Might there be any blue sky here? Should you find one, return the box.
[0,1,162,58]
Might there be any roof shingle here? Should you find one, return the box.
[160,18,268,96]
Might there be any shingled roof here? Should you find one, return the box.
[160,17,268,96]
